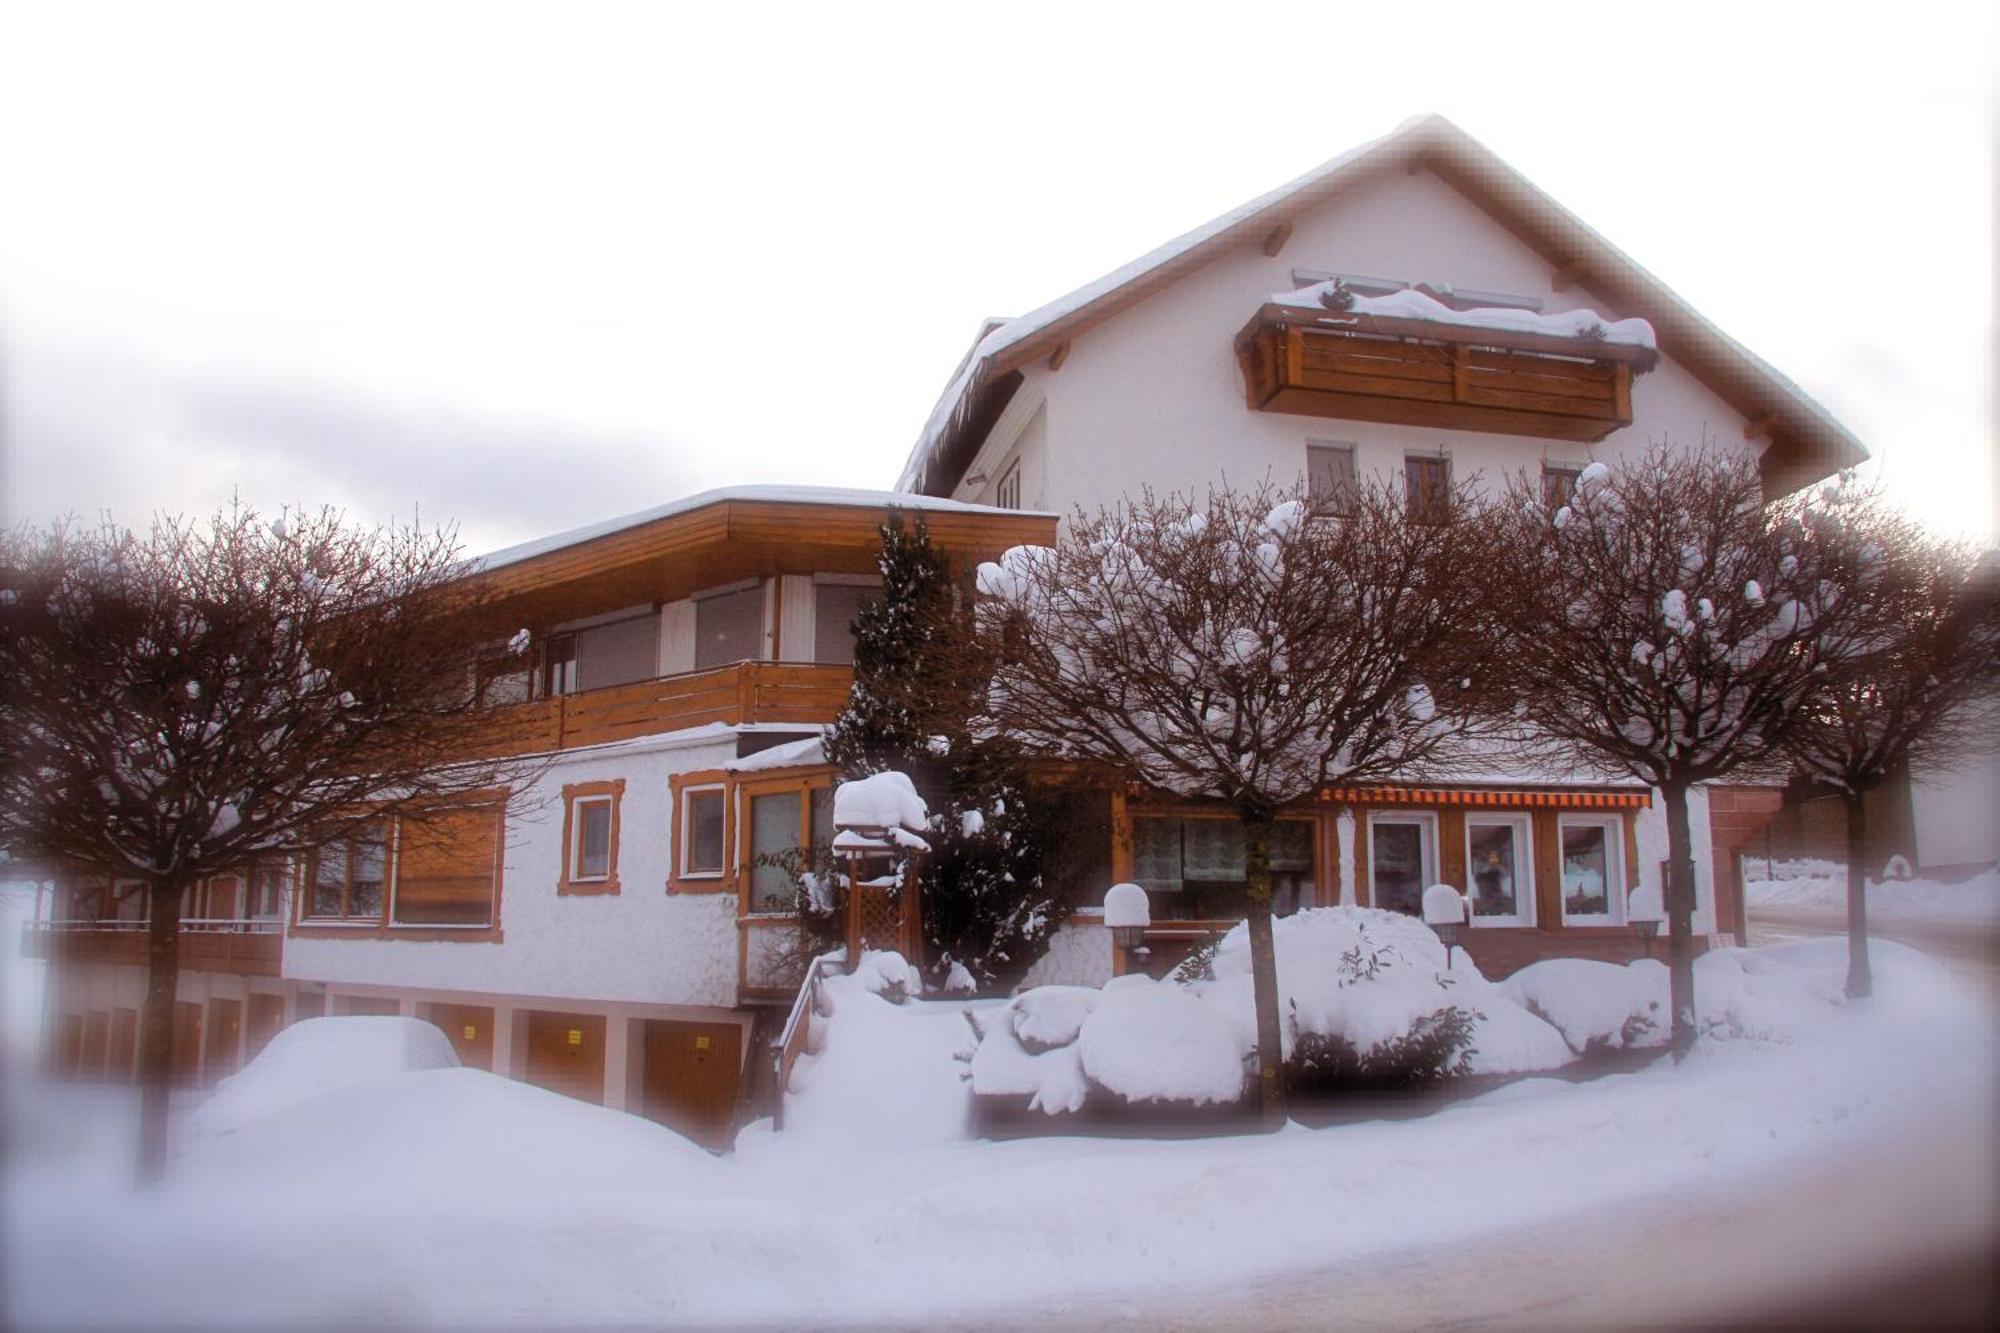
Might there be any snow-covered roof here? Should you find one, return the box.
[897,113,1866,498]
[471,485,1051,575]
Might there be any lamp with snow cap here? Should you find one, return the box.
[1627,882,1665,960]
[1103,882,1151,972]
[1421,883,1471,969]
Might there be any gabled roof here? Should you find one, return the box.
[898,114,1866,499]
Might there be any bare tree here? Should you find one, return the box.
[974,480,1508,1119]
[1781,490,2000,998]
[1493,445,1861,1057]
[0,505,535,1180]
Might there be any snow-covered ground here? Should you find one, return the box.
[1746,858,2000,927]
[7,937,1994,1330]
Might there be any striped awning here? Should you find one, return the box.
[1316,784,1651,810]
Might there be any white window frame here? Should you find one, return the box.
[996,459,1022,510]
[1463,813,1535,927]
[1366,811,1438,915]
[569,795,616,884]
[680,784,728,880]
[1306,439,1357,508]
[1557,814,1626,925]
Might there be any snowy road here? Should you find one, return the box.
[1748,905,2000,1004]
[918,1097,1996,1331]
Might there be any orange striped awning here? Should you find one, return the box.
[1316,784,1651,810]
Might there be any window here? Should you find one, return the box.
[539,614,659,696]
[694,583,765,670]
[684,786,726,878]
[1131,816,1315,921]
[249,863,287,920]
[1368,813,1437,916]
[542,633,579,697]
[1307,442,1356,509]
[476,651,532,707]
[996,460,1022,511]
[1465,814,1533,926]
[304,824,390,921]
[747,790,805,914]
[813,581,878,666]
[1404,454,1451,523]
[1559,815,1624,923]
[393,804,502,926]
[558,780,623,896]
[1541,463,1583,511]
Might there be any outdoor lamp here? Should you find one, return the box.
[1628,884,1665,959]
[1422,883,1470,968]
[1104,881,1151,953]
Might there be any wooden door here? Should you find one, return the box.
[171,1001,202,1085]
[245,993,286,1062]
[204,997,243,1083]
[524,1010,607,1105]
[294,990,328,1020]
[424,1003,495,1070]
[640,1020,741,1149]
[108,1008,138,1081]
[79,1011,110,1078]
[337,995,400,1017]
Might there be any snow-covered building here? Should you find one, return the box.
[24,488,1053,1142]
[899,114,1864,981]
[27,115,1871,1122]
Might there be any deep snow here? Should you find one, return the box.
[7,938,1992,1329]
[1746,858,2000,927]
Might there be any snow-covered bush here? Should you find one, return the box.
[1287,1003,1479,1092]
[856,950,924,1004]
[1503,958,1667,1055]
[1075,977,1247,1107]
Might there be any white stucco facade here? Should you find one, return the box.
[955,170,1761,521]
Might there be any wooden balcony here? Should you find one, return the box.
[472,660,854,758]
[22,921,282,976]
[1235,302,1654,443]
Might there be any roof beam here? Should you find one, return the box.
[1744,413,1779,442]
[1551,259,1587,292]
[1261,222,1293,257]
[1046,339,1073,373]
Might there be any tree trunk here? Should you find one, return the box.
[1844,791,1873,1000]
[1241,810,1288,1124]
[136,874,186,1184]
[1661,780,1698,1061]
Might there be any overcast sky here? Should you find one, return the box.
[2,2,1993,555]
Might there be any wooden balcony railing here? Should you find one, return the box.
[22,920,283,976]
[472,660,854,758]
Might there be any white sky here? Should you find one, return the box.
[1,1,1993,554]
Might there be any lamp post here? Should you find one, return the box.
[1628,883,1665,961]
[1104,882,1151,976]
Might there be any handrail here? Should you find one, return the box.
[770,951,842,1133]
[29,917,283,934]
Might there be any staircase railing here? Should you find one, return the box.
[769,951,841,1132]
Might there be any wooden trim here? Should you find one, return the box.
[1260,222,1293,257]
[668,769,733,893]
[558,779,624,897]
[734,768,835,917]
[1550,259,1586,292]
[1046,339,1073,373]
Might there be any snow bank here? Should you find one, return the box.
[833,771,928,832]
[1746,860,2000,926]
[1505,958,1667,1054]
[178,1066,717,1194]
[185,1017,460,1139]
[1076,978,1246,1106]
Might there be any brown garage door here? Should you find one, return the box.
[524,1010,606,1105]
[80,1011,110,1079]
[245,993,286,1062]
[336,995,401,1017]
[204,997,243,1083]
[640,1020,741,1150]
[50,1012,82,1076]
[171,1002,202,1085]
[423,1003,495,1070]
[108,1008,138,1082]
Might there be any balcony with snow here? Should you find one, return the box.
[1233,282,1658,443]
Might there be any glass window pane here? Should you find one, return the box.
[1468,822,1521,918]
[1308,444,1355,506]
[309,845,348,917]
[687,790,725,875]
[695,586,764,669]
[749,791,804,913]
[813,584,875,666]
[1562,825,1610,917]
[576,801,612,880]
[1371,821,1426,916]
[349,830,386,918]
[809,786,834,852]
[575,614,659,692]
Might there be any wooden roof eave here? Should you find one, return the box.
[1240,302,1662,371]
